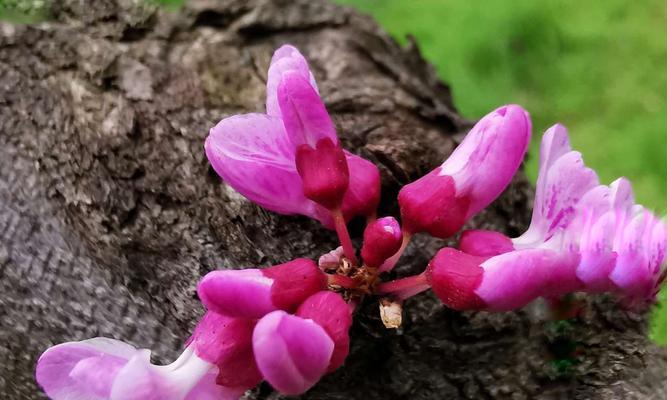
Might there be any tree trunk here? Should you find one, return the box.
[1,1,665,398]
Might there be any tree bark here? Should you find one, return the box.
[1,0,665,398]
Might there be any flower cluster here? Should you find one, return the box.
[35,45,666,400]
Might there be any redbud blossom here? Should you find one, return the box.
[205,45,380,227]
[428,124,667,311]
[398,105,531,239]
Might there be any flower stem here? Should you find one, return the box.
[376,272,430,300]
[378,232,412,273]
[331,208,359,265]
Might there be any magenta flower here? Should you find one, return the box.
[397,105,531,240]
[195,268,352,394]
[36,45,576,400]
[205,45,380,229]
[425,125,667,311]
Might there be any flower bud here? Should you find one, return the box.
[361,217,403,268]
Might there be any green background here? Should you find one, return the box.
[3,0,666,341]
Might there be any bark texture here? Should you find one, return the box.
[1,1,666,399]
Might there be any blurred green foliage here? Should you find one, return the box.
[338,0,667,344]
[0,0,49,22]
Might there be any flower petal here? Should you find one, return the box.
[575,210,618,292]
[609,177,635,211]
[609,210,654,299]
[186,370,245,400]
[439,104,531,219]
[296,291,352,372]
[277,71,337,148]
[189,312,260,390]
[458,230,514,257]
[198,269,276,319]
[476,248,582,311]
[110,350,172,400]
[426,248,487,310]
[253,311,334,395]
[262,258,328,312]
[205,113,317,217]
[514,131,599,248]
[36,338,137,400]
[341,152,381,221]
[266,45,318,117]
[398,170,468,238]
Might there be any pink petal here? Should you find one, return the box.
[253,311,334,395]
[112,347,225,400]
[186,370,245,400]
[361,216,403,268]
[205,113,318,218]
[398,170,468,238]
[36,338,137,400]
[189,312,261,389]
[458,230,514,257]
[295,138,349,210]
[610,210,654,299]
[575,210,618,292]
[650,219,667,294]
[266,45,318,117]
[609,177,635,211]
[515,148,599,248]
[262,258,328,312]
[277,71,337,148]
[476,248,582,311]
[296,291,352,372]
[439,104,531,219]
[340,152,381,221]
[425,248,487,310]
[318,246,344,269]
[110,350,172,400]
[198,269,276,319]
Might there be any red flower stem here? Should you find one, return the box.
[376,272,430,300]
[331,208,359,265]
[378,231,412,272]
[327,273,358,289]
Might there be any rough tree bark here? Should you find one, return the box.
[1,1,666,399]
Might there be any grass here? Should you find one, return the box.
[337,0,667,343]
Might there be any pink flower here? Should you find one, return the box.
[205,45,380,226]
[397,105,531,239]
[429,124,667,311]
[35,337,244,400]
[196,266,352,396]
